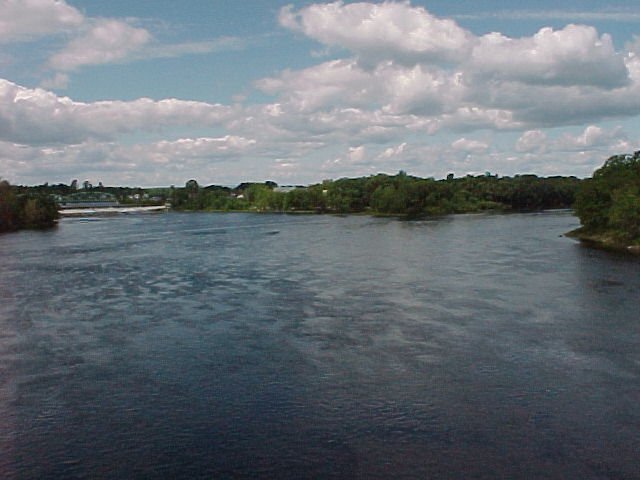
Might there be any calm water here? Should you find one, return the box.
[0,211,639,479]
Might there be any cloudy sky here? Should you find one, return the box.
[1,0,640,186]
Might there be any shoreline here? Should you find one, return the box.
[565,228,640,255]
[59,205,571,218]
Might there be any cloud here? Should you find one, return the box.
[475,61,640,127]
[0,135,259,186]
[451,137,489,153]
[454,9,640,23]
[404,107,519,134]
[256,59,466,117]
[46,24,246,73]
[151,136,257,159]
[626,35,640,55]
[233,104,413,146]
[508,125,635,176]
[279,1,472,66]
[256,59,378,112]
[3,2,640,186]
[555,125,630,151]
[470,25,628,88]
[140,37,245,60]
[48,19,152,71]
[379,142,406,159]
[516,130,548,153]
[347,145,366,163]
[1,116,632,187]
[0,79,234,145]
[378,63,465,115]
[268,2,640,136]
[1,1,244,77]
[516,125,631,155]
[0,0,83,43]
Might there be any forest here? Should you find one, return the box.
[571,152,640,248]
[169,172,580,215]
[0,179,59,233]
[0,172,581,233]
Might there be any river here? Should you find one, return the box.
[0,211,638,479]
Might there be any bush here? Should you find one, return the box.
[0,180,59,232]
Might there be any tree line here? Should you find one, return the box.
[169,172,580,216]
[6,154,637,243]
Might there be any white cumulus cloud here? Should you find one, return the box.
[347,145,366,163]
[516,130,548,153]
[256,59,378,112]
[555,125,630,151]
[470,25,628,88]
[279,1,472,66]
[0,79,234,145]
[451,138,489,153]
[270,2,640,133]
[516,125,631,157]
[2,2,640,186]
[0,0,83,43]
[379,142,406,159]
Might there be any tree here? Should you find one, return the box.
[608,186,640,241]
[0,180,58,232]
[185,179,199,193]
[0,179,18,232]
[573,152,640,243]
[573,179,611,230]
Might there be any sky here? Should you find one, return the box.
[1,0,640,187]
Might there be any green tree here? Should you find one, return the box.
[573,152,640,243]
[0,180,59,232]
[609,186,640,241]
[0,179,18,232]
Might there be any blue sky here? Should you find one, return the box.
[1,0,640,186]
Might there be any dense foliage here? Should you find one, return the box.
[573,152,640,244]
[0,171,581,233]
[0,180,59,233]
[169,172,580,216]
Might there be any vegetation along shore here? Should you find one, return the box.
[1,153,638,251]
[0,179,59,232]
[568,151,640,253]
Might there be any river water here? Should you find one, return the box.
[0,211,638,479]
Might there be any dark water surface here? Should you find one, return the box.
[1,212,639,479]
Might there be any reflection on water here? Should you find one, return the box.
[1,212,639,479]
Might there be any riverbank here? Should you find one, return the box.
[172,204,511,217]
[565,227,640,255]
